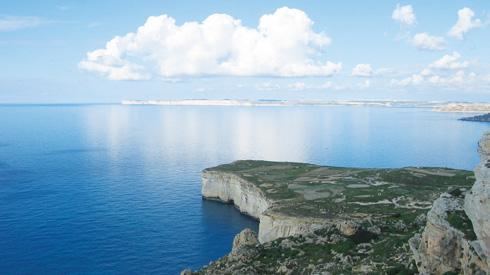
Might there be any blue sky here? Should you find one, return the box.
[0,0,489,103]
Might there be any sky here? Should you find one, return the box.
[0,0,489,103]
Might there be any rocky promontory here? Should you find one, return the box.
[461,113,490,123]
[182,133,490,274]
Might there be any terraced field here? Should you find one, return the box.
[208,160,474,220]
[198,160,476,274]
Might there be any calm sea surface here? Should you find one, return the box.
[0,104,488,274]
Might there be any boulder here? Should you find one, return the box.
[231,228,258,255]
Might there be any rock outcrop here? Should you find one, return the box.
[231,229,258,255]
[410,133,490,274]
[465,133,490,261]
[409,193,486,274]
[258,212,329,243]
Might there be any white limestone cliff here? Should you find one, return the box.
[202,171,271,219]
[202,170,329,243]
[258,212,329,243]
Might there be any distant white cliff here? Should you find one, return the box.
[434,103,490,113]
[122,99,490,113]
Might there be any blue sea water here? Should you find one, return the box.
[0,104,488,274]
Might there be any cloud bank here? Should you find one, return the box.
[391,52,476,88]
[79,7,341,80]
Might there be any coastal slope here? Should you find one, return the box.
[194,160,476,273]
[409,133,490,274]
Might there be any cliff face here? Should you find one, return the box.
[202,171,270,219]
[465,133,490,260]
[258,212,329,243]
[409,193,487,274]
[410,133,490,274]
[202,170,326,243]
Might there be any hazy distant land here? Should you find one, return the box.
[122,99,490,113]
[460,113,490,122]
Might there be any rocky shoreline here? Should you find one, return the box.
[183,133,489,274]
[460,113,490,123]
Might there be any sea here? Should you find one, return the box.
[0,104,488,274]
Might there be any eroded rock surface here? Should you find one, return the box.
[410,133,490,274]
[202,171,271,219]
[410,192,486,274]
[232,229,258,255]
[465,133,490,261]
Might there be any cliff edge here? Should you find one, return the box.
[409,133,489,274]
[194,159,476,273]
[202,166,329,243]
[465,133,490,258]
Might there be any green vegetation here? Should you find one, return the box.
[447,210,477,240]
[200,160,475,274]
[207,160,474,220]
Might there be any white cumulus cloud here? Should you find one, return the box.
[352,64,373,77]
[391,52,476,89]
[392,4,416,26]
[429,52,469,70]
[412,33,445,51]
[426,70,468,86]
[79,7,342,80]
[448,7,482,39]
[391,71,472,88]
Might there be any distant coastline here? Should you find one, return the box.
[122,99,490,113]
[460,113,490,122]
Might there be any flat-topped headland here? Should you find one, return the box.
[202,161,473,244]
[183,136,490,274]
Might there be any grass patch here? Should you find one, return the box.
[447,210,477,240]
